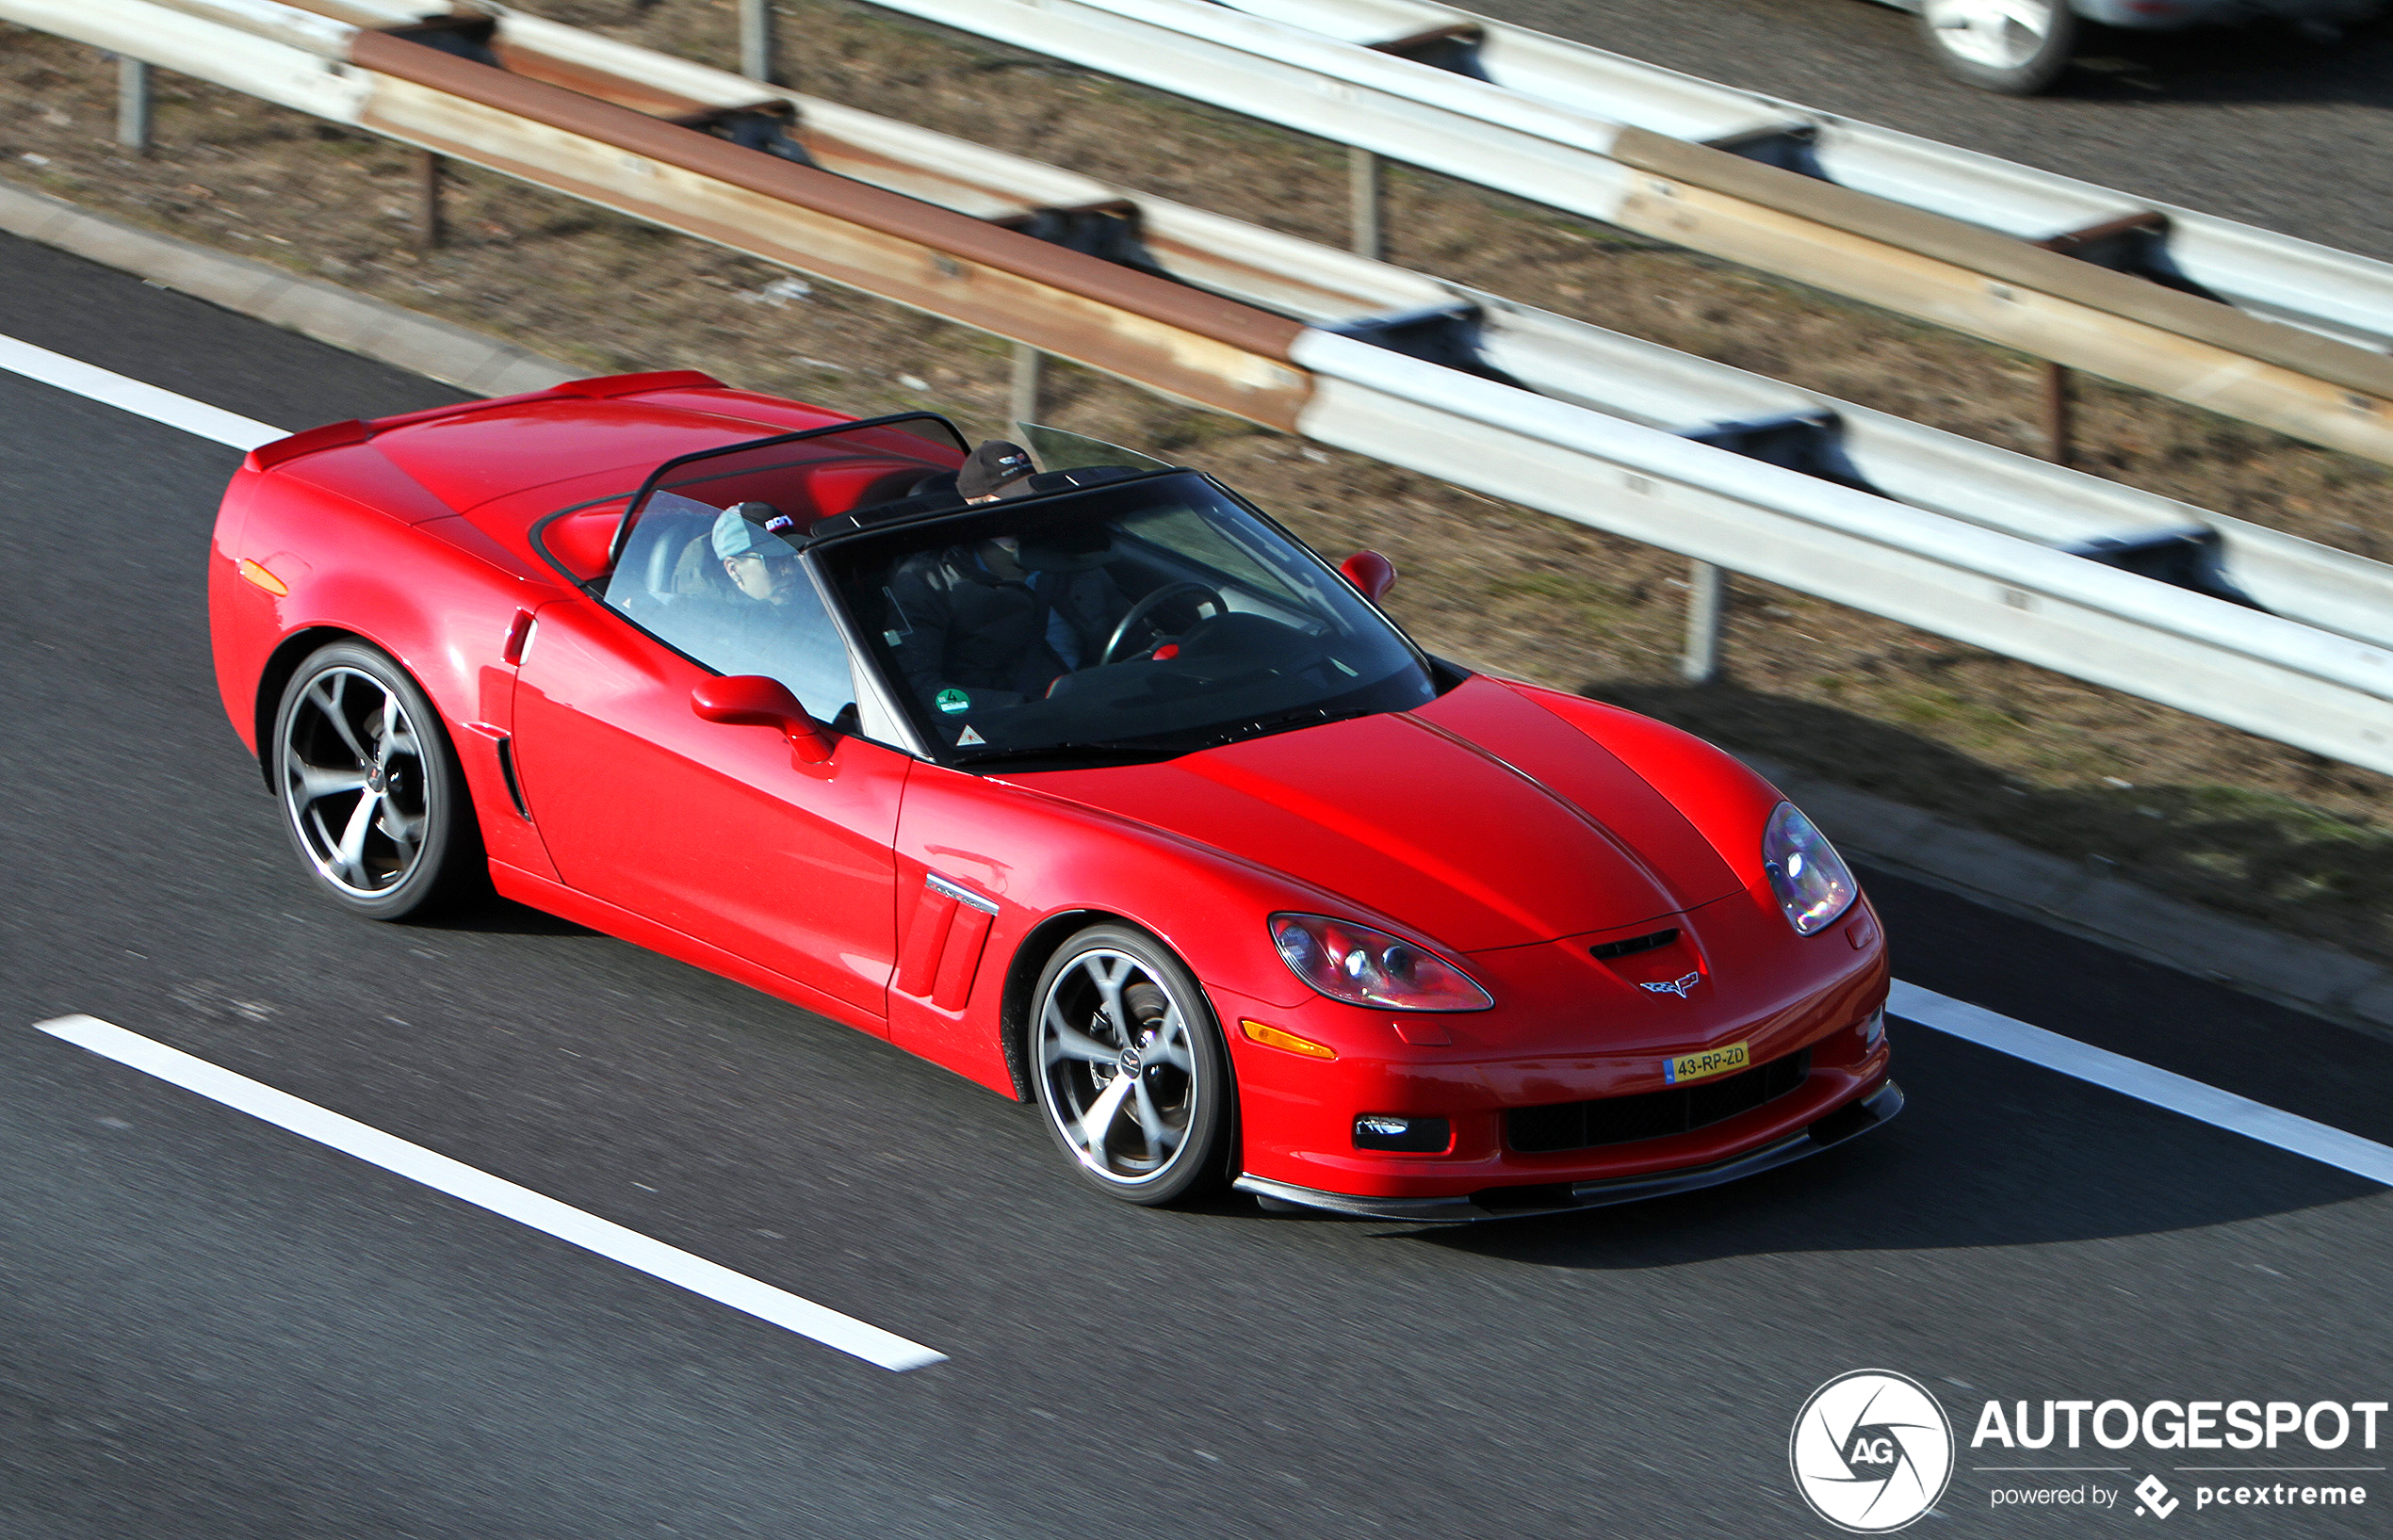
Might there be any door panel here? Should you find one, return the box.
[511,599,907,1025]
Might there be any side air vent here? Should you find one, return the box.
[494,735,531,820]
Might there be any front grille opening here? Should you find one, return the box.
[1506,1048,1813,1154]
[1590,927,1679,961]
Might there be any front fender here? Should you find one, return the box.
[884,758,1371,1094]
[1499,680,1789,883]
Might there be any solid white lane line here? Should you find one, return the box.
[36,1015,947,1372]
[1889,980,2393,1188]
[0,333,285,450]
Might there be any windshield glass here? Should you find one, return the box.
[594,416,969,730]
[610,413,966,567]
[1017,422,1172,475]
[816,471,1437,767]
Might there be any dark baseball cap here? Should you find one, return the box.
[956,440,1035,501]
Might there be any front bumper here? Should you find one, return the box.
[1235,1079,1902,1222]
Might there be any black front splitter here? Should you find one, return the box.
[1233,1079,1903,1223]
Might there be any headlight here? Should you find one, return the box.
[1269,914,1492,1012]
[1763,802,1857,935]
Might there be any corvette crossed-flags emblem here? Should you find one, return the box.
[1639,972,1702,998]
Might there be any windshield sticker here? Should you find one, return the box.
[936,689,971,715]
[956,725,985,746]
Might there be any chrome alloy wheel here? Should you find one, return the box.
[1922,0,2057,70]
[281,664,432,899]
[1036,944,1210,1190]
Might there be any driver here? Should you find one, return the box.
[881,441,1131,713]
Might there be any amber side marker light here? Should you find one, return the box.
[1241,1019,1337,1061]
[237,559,288,596]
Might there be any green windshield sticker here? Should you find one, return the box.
[935,688,971,714]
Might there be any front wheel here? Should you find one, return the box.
[1032,925,1231,1205]
[272,640,483,920]
[1918,0,2076,94]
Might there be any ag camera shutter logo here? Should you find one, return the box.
[1791,1370,1955,1532]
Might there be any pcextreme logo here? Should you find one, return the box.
[1791,1370,1956,1532]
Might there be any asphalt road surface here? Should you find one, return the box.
[5,230,2392,1537]
[1460,0,2393,263]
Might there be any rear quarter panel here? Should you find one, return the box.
[210,451,571,879]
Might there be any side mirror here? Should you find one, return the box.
[541,506,623,581]
[691,675,833,766]
[1341,549,1397,604]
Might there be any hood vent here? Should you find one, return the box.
[1589,927,1679,961]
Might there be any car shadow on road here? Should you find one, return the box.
[1395,1024,2383,1268]
[431,891,600,938]
[2058,15,2393,106]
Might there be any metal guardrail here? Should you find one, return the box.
[6,0,2391,777]
[832,0,2393,472]
[9,0,1317,424]
[1225,0,2393,347]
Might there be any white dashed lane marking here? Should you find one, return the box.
[1892,981,2393,1188]
[37,1014,948,1372]
[0,332,285,449]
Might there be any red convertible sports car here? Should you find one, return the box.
[209,371,1897,1221]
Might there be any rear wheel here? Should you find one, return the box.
[1918,0,2076,94]
[272,640,483,920]
[1032,925,1230,1205]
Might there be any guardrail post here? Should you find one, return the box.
[1681,559,1725,683]
[2043,361,2074,467]
[740,0,775,83]
[116,57,152,155]
[1010,341,1045,428]
[415,149,445,251]
[1348,148,1382,260]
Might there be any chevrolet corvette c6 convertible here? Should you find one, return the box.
[209,371,1898,1221]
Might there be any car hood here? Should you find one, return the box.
[1017,679,1744,951]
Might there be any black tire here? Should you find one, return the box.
[1030,924,1232,1206]
[270,640,484,920]
[1917,0,2076,94]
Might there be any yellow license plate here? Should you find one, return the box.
[1666,1041,1749,1085]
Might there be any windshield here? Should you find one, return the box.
[816,471,1438,767]
[593,416,969,733]
[609,413,967,567]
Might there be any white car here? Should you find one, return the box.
[1885,0,2379,93]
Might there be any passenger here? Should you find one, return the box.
[882,442,1131,713]
[714,501,806,605]
[693,502,849,705]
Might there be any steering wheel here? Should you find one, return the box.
[1099,581,1226,666]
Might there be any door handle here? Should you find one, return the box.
[501,608,537,665]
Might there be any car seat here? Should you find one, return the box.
[670,533,737,598]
